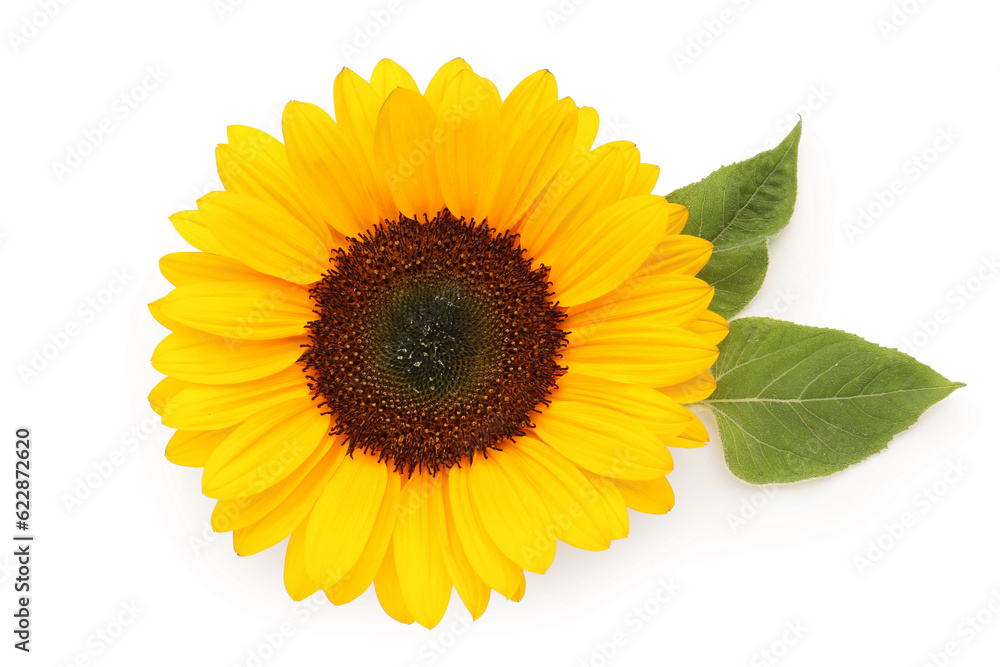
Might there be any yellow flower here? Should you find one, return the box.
[149,58,727,628]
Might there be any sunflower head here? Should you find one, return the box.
[304,211,568,475]
[150,58,727,629]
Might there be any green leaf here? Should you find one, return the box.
[667,121,801,319]
[701,317,963,484]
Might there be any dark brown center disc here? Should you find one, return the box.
[303,212,567,475]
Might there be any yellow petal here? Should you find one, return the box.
[688,309,730,345]
[605,141,640,193]
[490,97,578,231]
[163,364,310,431]
[658,370,718,404]
[530,445,627,541]
[500,69,558,151]
[553,372,692,437]
[159,280,313,341]
[468,450,556,574]
[640,235,714,277]
[282,101,381,237]
[151,328,306,385]
[165,427,235,467]
[198,191,327,284]
[159,252,261,286]
[394,473,452,629]
[202,394,330,498]
[423,58,474,111]
[211,434,334,533]
[565,274,715,332]
[441,477,491,620]
[447,463,525,599]
[284,518,320,600]
[305,451,388,587]
[435,70,503,221]
[579,469,629,539]
[332,68,379,143]
[148,298,185,331]
[515,104,600,239]
[374,538,415,625]
[678,414,711,445]
[623,163,660,197]
[506,439,611,551]
[370,58,419,99]
[664,200,689,234]
[148,376,187,416]
[613,477,675,515]
[563,320,719,387]
[531,400,672,480]
[511,575,526,602]
[169,209,228,255]
[332,69,398,221]
[575,107,599,154]
[373,88,443,219]
[541,195,674,307]
[233,441,347,555]
[217,126,334,248]
[325,470,401,605]
[519,143,626,259]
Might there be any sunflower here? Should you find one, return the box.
[149,58,727,628]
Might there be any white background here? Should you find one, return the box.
[2,0,998,665]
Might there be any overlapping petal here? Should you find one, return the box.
[373,88,443,219]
